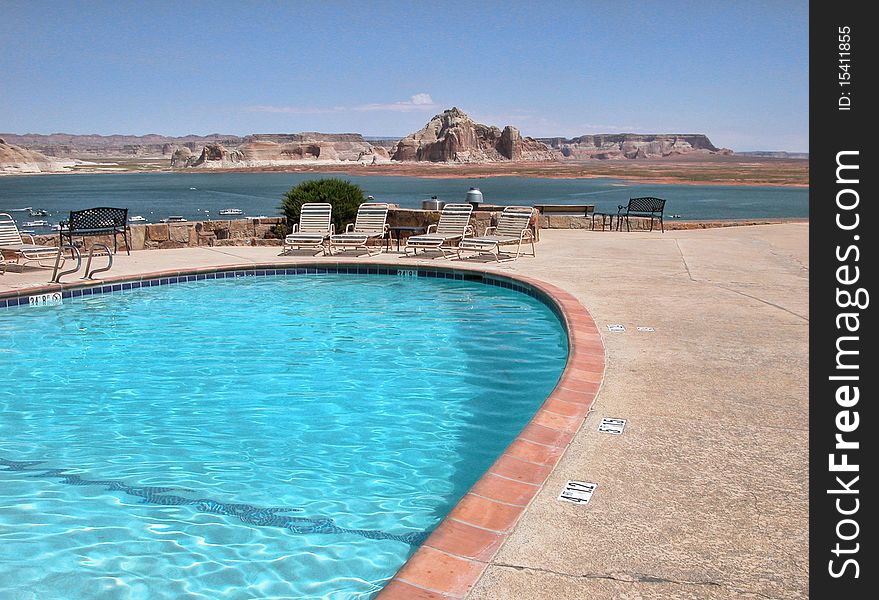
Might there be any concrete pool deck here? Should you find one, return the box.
[1,223,809,599]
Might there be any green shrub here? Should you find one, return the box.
[267,223,289,238]
[280,178,366,234]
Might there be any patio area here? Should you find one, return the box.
[1,223,809,599]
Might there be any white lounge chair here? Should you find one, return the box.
[0,212,63,273]
[456,206,536,262]
[404,203,474,258]
[328,202,389,256]
[281,203,334,255]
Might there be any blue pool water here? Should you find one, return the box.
[0,274,568,598]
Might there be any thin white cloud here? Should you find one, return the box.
[352,93,438,112]
[247,94,436,115]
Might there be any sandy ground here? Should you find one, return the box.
[0,223,809,599]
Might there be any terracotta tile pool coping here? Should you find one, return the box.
[0,260,604,599]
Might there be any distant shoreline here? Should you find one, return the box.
[2,156,809,188]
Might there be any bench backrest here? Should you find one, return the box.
[495,206,535,237]
[298,203,333,233]
[353,202,390,234]
[67,207,128,230]
[435,203,473,236]
[625,197,665,214]
[0,213,24,245]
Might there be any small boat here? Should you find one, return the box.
[219,208,244,216]
[23,220,50,227]
[29,208,50,217]
[129,215,147,223]
[160,216,188,223]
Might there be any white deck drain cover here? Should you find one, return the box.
[637,326,655,332]
[607,324,626,332]
[559,481,597,504]
[599,417,627,434]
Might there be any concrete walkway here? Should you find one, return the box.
[1,224,809,599]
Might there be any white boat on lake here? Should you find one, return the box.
[219,208,244,216]
[23,219,50,227]
[160,216,188,223]
[129,215,147,223]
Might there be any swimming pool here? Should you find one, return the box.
[0,272,568,598]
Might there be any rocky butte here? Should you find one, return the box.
[539,133,732,160]
[391,107,555,162]
[0,138,77,174]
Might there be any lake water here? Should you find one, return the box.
[0,172,807,228]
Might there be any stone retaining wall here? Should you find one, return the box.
[29,210,790,252]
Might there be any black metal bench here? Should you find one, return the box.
[59,207,131,254]
[533,204,595,217]
[617,197,666,232]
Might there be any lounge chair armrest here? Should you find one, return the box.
[426,224,437,234]
[21,233,36,244]
[330,223,335,234]
[484,226,497,235]
[292,223,300,233]
[344,223,354,232]
[521,229,535,241]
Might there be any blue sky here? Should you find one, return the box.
[1,1,808,151]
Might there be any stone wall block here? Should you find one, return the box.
[129,225,146,250]
[146,223,170,242]
[169,224,191,244]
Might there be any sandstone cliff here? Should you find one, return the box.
[171,134,390,169]
[391,108,555,163]
[0,133,243,158]
[0,138,78,174]
[539,134,732,160]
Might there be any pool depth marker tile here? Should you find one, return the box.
[598,417,627,435]
[558,481,598,505]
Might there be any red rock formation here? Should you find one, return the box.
[391,108,555,163]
